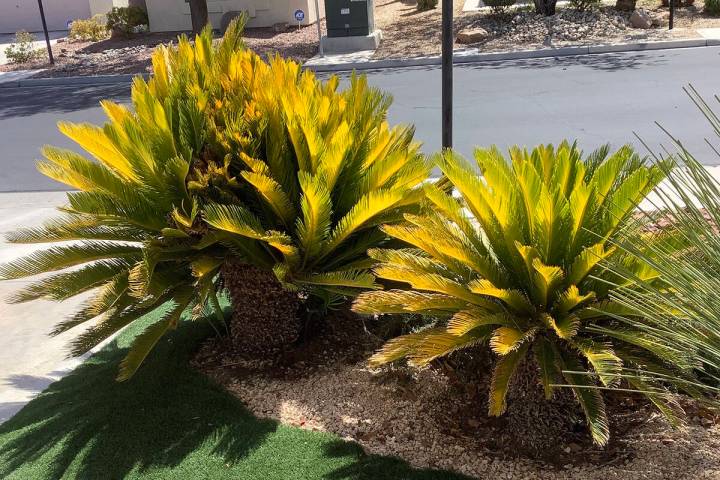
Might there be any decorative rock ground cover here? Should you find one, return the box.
[373,0,719,58]
[195,312,720,480]
[0,23,324,78]
[458,8,656,46]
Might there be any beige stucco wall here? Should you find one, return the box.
[89,0,129,16]
[146,0,322,32]
[1,0,92,33]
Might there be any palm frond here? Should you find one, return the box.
[7,260,132,303]
[116,288,194,381]
[488,343,530,415]
[558,350,610,446]
[0,243,141,280]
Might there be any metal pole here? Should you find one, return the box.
[669,0,674,30]
[441,0,453,149]
[315,0,324,56]
[37,0,54,65]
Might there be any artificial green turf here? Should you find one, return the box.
[0,311,471,480]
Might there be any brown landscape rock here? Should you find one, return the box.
[457,27,490,43]
[630,8,654,28]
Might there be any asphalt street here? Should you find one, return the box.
[1,45,719,192]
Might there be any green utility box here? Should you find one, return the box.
[324,0,375,37]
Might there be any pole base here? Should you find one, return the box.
[320,30,382,53]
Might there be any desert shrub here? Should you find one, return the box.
[484,0,517,14]
[706,0,720,16]
[352,143,704,446]
[607,86,720,397]
[106,6,148,36]
[570,0,601,10]
[417,0,438,11]
[4,31,40,64]
[69,15,109,42]
[0,18,428,380]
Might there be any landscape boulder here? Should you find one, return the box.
[456,27,490,44]
[630,8,653,28]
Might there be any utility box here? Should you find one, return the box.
[324,0,375,37]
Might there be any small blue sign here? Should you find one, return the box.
[294,9,305,22]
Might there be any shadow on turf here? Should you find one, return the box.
[0,319,471,480]
[321,440,473,480]
[0,321,278,479]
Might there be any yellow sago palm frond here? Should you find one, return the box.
[353,142,686,446]
[0,17,427,380]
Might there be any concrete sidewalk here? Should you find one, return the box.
[0,191,98,424]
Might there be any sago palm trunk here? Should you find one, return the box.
[504,357,585,456]
[221,259,301,356]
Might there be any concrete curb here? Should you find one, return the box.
[307,38,716,72]
[0,38,717,87]
[0,73,147,89]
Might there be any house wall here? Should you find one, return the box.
[88,0,130,16]
[145,0,322,32]
[0,0,92,33]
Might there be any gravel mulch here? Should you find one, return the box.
[0,24,323,79]
[458,8,679,51]
[0,33,178,78]
[374,0,719,58]
[373,0,468,59]
[195,311,720,480]
[242,20,324,63]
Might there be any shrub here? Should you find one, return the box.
[106,6,148,36]
[706,0,720,16]
[417,0,438,11]
[570,0,601,10]
[69,15,109,42]
[352,143,700,446]
[0,19,428,380]
[607,86,720,399]
[484,0,517,14]
[4,31,40,64]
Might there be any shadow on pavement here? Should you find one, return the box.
[461,51,670,72]
[330,50,670,79]
[3,374,59,393]
[0,84,130,120]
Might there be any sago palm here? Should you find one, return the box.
[353,142,683,445]
[0,19,428,379]
[146,19,430,351]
